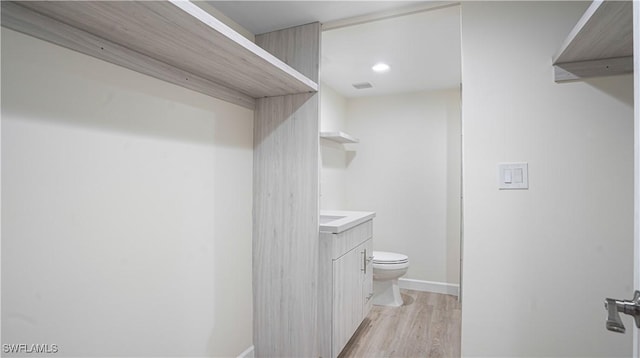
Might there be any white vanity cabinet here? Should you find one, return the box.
[319,218,374,358]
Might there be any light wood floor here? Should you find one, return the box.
[339,290,462,358]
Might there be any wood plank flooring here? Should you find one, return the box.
[339,290,462,358]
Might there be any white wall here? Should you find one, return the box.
[1,29,253,357]
[461,2,634,356]
[343,89,461,284]
[320,82,349,210]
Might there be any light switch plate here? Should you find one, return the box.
[498,162,528,190]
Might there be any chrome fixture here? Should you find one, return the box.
[604,290,640,333]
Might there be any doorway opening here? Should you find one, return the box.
[319,4,463,356]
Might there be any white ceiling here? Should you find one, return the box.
[208,1,423,35]
[208,1,461,98]
[322,5,460,97]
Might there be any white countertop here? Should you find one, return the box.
[320,210,376,234]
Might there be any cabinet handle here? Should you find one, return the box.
[362,248,367,273]
[362,249,374,273]
[366,292,374,301]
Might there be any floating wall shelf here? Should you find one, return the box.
[320,131,359,144]
[552,0,633,82]
[1,1,318,110]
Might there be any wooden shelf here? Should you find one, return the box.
[1,1,318,109]
[552,0,633,82]
[320,131,359,144]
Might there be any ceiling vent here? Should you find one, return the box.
[352,82,373,90]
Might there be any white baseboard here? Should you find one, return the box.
[237,345,254,358]
[399,278,459,296]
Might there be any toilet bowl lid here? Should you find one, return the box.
[372,251,409,264]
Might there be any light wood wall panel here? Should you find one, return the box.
[253,22,320,357]
[318,232,334,358]
[256,22,320,84]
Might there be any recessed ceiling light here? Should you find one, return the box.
[372,63,390,73]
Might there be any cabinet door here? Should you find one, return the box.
[362,238,374,318]
[332,247,363,357]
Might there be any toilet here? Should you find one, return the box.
[372,251,410,307]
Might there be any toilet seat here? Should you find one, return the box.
[373,261,409,270]
[372,251,409,264]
